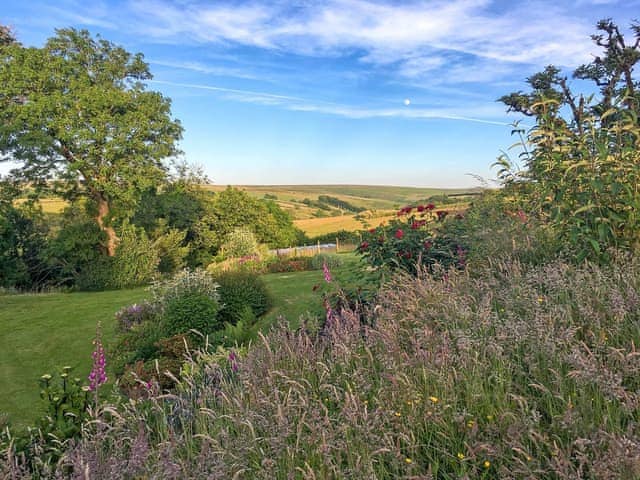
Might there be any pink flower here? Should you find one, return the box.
[395,229,404,239]
[323,261,332,283]
[88,325,107,392]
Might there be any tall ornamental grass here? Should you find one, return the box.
[4,253,639,479]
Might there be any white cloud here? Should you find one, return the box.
[128,0,594,68]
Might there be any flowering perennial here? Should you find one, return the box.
[88,325,107,391]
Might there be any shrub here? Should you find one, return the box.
[163,291,221,337]
[110,222,159,288]
[214,271,273,325]
[357,203,466,275]
[153,226,189,274]
[310,253,343,270]
[219,227,260,259]
[112,320,164,376]
[150,268,219,308]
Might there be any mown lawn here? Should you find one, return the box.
[0,255,361,426]
[0,288,148,427]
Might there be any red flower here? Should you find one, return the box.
[360,241,369,250]
[395,229,404,239]
[402,251,412,259]
[368,228,376,233]
[455,213,464,220]
[436,210,448,220]
[426,203,436,210]
[424,240,433,250]
[411,221,419,230]
[417,205,425,212]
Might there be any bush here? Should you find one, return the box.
[219,227,260,259]
[214,271,273,325]
[358,203,466,275]
[163,291,221,337]
[310,253,343,270]
[150,268,219,308]
[153,226,189,274]
[110,222,159,288]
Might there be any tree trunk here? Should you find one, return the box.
[95,194,118,256]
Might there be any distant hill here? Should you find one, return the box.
[202,184,480,220]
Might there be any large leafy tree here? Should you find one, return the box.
[0,28,183,255]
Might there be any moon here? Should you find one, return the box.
[403,98,411,106]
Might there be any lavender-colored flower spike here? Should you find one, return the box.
[323,261,332,283]
[88,324,107,391]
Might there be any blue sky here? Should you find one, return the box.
[3,0,639,187]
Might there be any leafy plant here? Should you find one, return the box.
[357,204,467,275]
[110,221,160,288]
[213,271,273,325]
[163,291,221,337]
[498,19,640,261]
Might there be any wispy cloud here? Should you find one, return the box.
[149,79,509,126]
[149,59,262,80]
[128,0,595,68]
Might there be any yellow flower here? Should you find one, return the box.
[363,400,368,405]
[457,452,464,460]
[466,420,475,428]
[483,461,491,468]
[429,396,439,403]
[405,457,412,464]
[526,455,532,462]
[394,411,402,417]
[406,400,413,406]
[537,297,544,303]
[486,414,493,421]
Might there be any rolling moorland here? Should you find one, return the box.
[1,19,640,479]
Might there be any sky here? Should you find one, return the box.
[3,0,639,187]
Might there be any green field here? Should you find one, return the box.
[0,260,359,426]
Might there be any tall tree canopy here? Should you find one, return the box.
[0,28,183,255]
